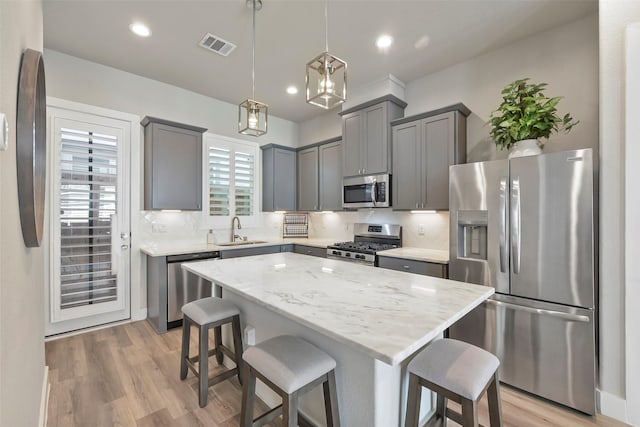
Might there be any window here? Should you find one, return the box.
[204,134,260,226]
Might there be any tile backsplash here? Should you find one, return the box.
[138,209,449,251]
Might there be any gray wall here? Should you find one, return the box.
[0,1,46,426]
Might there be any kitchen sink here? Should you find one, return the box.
[217,240,268,247]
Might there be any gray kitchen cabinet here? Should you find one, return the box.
[297,146,319,211]
[262,145,296,212]
[142,116,207,210]
[295,137,342,212]
[293,244,327,258]
[377,256,448,278]
[319,139,342,211]
[339,95,406,178]
[391,104,470,210]
[219,245,281,259]
[280,244,294,252]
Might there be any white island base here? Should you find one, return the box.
[183,253,493,427]
[222,290,429,427]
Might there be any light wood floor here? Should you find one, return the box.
[46,320,627,427]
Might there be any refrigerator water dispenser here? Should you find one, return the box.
[457,210,488,260]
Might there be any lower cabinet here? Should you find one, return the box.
[377,256,448,278]
[293,244,327,258]
[219,245,281,259]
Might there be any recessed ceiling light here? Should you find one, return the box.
[129,22,151,37]
[376,34,393,50]
[286,86,298,95]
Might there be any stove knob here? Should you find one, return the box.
[345,253,351,257]
[355,254,363,259]
[332,250,339,255]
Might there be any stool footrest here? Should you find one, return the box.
[208,367,239,388]
[252,404,282,427]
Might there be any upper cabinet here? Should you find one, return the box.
[339,96,407,178]
[296,138,343,212]
[391,104,470,211]
[142,116,207,210]
[297,146,319,211]
[318,139,342,211]
[262,145,296,212]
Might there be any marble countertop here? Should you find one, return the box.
[377,247,450,264]
[182,252,492,365]
[140,238,339,257]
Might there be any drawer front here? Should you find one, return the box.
[293,244,327,258]
[377,256,447,278]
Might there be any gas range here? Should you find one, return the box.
[326,223,401,265]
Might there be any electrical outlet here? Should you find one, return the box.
[244,325,256,346]
[418,224,425,236]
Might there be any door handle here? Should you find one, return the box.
[499,177,508,273]
[120,232,129,240]
[511,177,521,274]
[485,299,590,322]
[120,244,129,250]
[371,179,377,207]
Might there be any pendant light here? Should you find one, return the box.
[239,0,268,136]
[306,0,347,109]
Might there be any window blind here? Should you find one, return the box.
[234,150,254,216]
[59,128,118,309]
[208,146,231,216]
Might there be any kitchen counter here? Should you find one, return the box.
[183,252,491,426]
[377,247,449,264]
[140,237,338,257]
[182,252,489,365]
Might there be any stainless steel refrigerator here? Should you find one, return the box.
[449,148,596,415]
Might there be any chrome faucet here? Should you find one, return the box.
[231,216,242,242]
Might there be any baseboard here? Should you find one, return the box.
[597,389,628,423]
[132,308,147,322]
[39,366,50,427]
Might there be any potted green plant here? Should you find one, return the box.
[488,78,579,158]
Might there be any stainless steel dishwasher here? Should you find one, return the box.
[166,251,219,328]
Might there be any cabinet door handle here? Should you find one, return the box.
[403,265,410,269]
[415,202,419,208]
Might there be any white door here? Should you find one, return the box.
[46,107,132,335]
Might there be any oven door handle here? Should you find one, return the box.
[371,179,377,207]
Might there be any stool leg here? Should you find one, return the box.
[487,373,503,427]
[214,325,224,365]
[231,315,244,385]
[436,394,448,424]
[180,317,191,380]
[240,364,255,427]
[283,391,298,427]
[461,398,478,427]
[323,370,340,427]
[198,325,209,408]
[404,373,422,427]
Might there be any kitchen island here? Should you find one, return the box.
[183,252,493,426]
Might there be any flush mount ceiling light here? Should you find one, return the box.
[305,0,347,110]
[286,86,298,95]
[376,34,393,50]
[239,0,268,137]
[129,22,151,37]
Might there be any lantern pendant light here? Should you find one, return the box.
[239,0,268,136]
[306,0,347,109]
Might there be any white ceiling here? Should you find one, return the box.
[43,0,597,123]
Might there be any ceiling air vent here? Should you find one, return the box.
[198,33,237,57]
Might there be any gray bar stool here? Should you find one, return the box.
[240,335,340,427]
[405,338,502,427]
[179,296,244,408]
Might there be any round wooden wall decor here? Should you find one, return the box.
[16,49,47,248]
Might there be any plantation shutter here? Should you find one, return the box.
[59,127,118,309]
[234,150,254,216]
[208,146,231,216]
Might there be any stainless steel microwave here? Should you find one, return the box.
[343,174,390,208]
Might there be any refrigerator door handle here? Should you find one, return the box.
[511,176,521,274]
[499,177,508,273]
[485,299,590,322]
